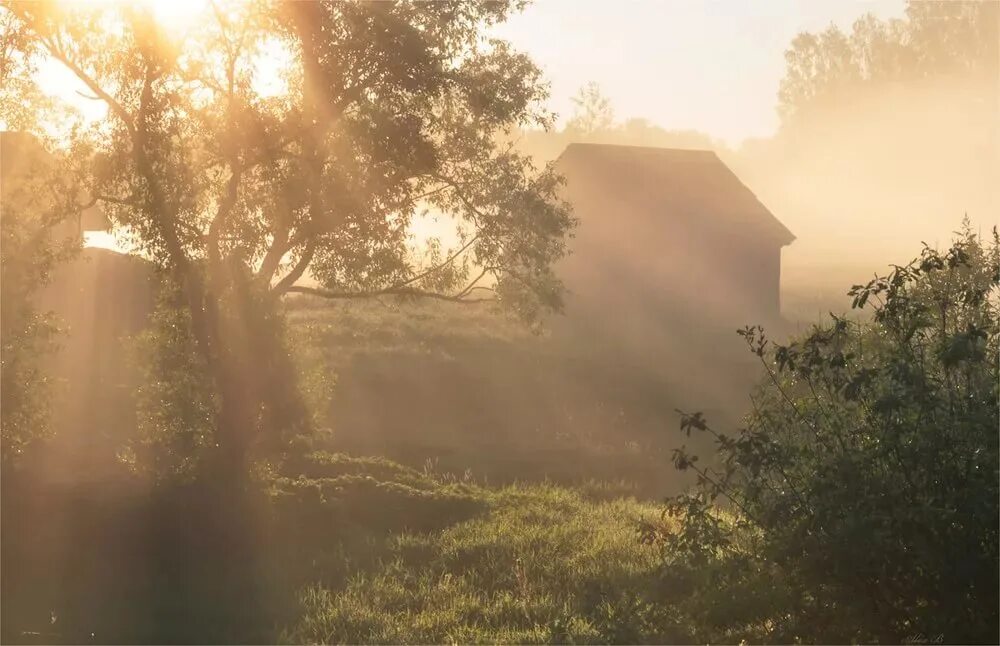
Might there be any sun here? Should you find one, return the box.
[33,0,288,133]
[57,0,211,36]
[144,0,209,34]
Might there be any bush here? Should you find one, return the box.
[646,227,999,644]
[124,282,217,480]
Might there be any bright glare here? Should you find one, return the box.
[83,231,121,251]
[145,0,208,34]
[37,0,290,128]
[251,39,294,99]
[64,0,210,34]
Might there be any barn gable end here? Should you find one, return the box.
[552,143,794,351]
[555,143,794,246]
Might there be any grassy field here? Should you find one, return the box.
[284,296,762,498]
[272,299,760,643]
[1,296,769,643]
[276,453,681,645]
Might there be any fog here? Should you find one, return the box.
[3,1,998,643]
[508,72,997,321]
[737,75,999,286]
[499,1,998,319]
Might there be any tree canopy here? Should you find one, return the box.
[3,0,574,475]
[7,0,572,308]
[0,132,86,461]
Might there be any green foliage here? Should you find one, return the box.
[7,0,574,473]
[127,271,315,478]
[0,133,86,462]
[282,483,681,645]
[0,10,75,133]
[126,282,217,480]
[287,323,338,447]
[8,0,573,313]
[647,228,1000,643]
[272,451,486,536]
[0,311,58,459]
[281,296,695,498]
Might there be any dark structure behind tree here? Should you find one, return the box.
[1,131,151,480]
[553,143,794,344]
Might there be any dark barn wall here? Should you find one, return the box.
[546,144,795,427]
[710,233,782,323]
[555,185,783,339]
[34,249,155,483]
[549,189,762,416]
[552,144,792,349]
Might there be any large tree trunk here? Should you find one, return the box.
[214,361,257,484]
[164,269,282,641]
[191,261,309,484]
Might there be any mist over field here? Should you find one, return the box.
[1,1,998,644]
[514,75,998,320]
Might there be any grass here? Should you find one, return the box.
[271,298,757,643]
[280,479,686,644]
[1,296,761,643]
[283,296,757,498]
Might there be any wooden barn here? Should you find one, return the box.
[552,143,794,354]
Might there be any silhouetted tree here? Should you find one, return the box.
[778,0,998,122]
[566,81,615,134]
[515,83,727,165]
[6,0,573,481]
[732,0,998,284]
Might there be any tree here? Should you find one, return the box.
[2,10,87,463]
[5,0,573,481]
[778,0,998,122]
[644,226,999,643]
[515,84,726,166]
[565,81,614,134]
[736,0,998,287]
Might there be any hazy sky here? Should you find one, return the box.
[493,0,906,145]
[33,0,907,146]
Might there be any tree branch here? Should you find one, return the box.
[396,233,480,290]
[208,164,242,264]
[93,193,139,207]
[411,182,452,202]
[284,284,495,304]
[454,266,490,299]
[431,173,488,226]
[38,35,135,134]
[257,226,291,284]
[271,241,315,294]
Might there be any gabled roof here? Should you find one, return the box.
[555,143,794,246]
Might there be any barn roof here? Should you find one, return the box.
[555,143,795,246]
